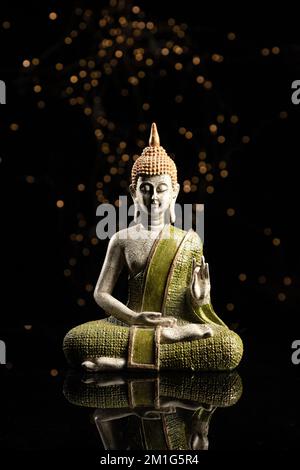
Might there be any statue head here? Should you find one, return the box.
[129,123,180,224]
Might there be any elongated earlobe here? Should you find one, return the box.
[134,203,140,223]
[170,200,176,223]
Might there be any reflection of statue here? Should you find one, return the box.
[63,123,243,371]
[63,371,243,450]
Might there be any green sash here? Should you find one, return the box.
[141,224,227,327]
[128,224,227,369]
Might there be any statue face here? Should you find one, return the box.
[134,174,178,219]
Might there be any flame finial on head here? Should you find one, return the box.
[149,122,160,147]
[131,122,177,189]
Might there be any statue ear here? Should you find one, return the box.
[173,183,180,199]
[129,184,136,200]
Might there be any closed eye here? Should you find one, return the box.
[157,183,168,192]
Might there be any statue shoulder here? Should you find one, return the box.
[111,226,139,244]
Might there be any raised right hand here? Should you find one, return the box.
[133,311,177,327]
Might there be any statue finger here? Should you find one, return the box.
[145,312,162,319]
[205,263,210,279]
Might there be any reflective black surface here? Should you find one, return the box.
[0,327,299,451]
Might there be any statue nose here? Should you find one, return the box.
[151,190,159,202]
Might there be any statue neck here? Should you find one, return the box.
[140,212,167,232]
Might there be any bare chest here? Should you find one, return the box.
[123,237,157,276]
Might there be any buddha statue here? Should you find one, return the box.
[63,123,243,371]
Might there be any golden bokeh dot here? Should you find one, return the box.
[175,62,183,71]
[69,258,77,266]
[49,12,58,21]
[26,175,35,184]
[77,298,86,307]
[204,81,213,90]
[22,59,31,68]
[161,48,169,56]
[32,58,40,66]
[226,303,235,311]
[115,50,123,58]
[175,95,183,103]
[238,273,247,282]
[278,293,286,302]
[70,75,78,84]
[37,101,46,109]
[227,32,236,40]
[212,53,223,62]
[219,161,227,169]
[2,21,11,29]
[64,37,72,45]
[279,111,288,119]
[82,248,90,256]
[55,62,64,71]
[227,208,235,216]
[50,369,58,377]
[199,162,207,174]
[261,48,270,56]
[230,115,239,124]
[132,6,140,14]
[76,234,84,242]
[185,131,193,139]
[85,284,94,292]
[64,269,71,277]
[258,275,267,284]
[142,103,150,111]
[33,85,42,93]
[272,238,281,246]
[205,173,213,182]
[206,185,214,194]
[272,46,280,55]
[220,170,228,178]
[217,135,226,144]
[24,325,32,330]
[77,183,85,192]
[216,114,225,123]
[91,237,99,245]
[128,76,139,86]
[283,276,292,286]
[10,123,19,131]
[192,56,201,65]
[196,75,205,84]
[199,151,206,160]
[209,124,218,134]
[264,227,272,236]
[56,200,64,208]
[242,135,250,144]
[146,58,153,66]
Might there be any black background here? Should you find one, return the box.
[0,0,300,452]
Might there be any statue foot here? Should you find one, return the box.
[161,323,213,344]
[82,357,126,372]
